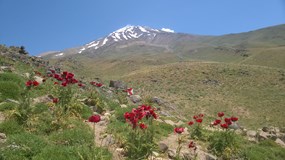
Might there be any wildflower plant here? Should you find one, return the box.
[188,113,204,140]
[124,105,158,159]
[208,112,241,158]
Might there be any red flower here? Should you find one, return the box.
[193,115,198,119]
[220,123,229,129]
[88,115,101,123]
[32,81,39,86]
[218,112,224,117]
[61,81,67,87]
[199,113,204,118]
[231,116,238,122]
[213,119,221,125]
[139,123,147,129]
[196,118,203,123]
[54,82,59,85]
[174,127,184,134]
[224,117,231,123]
[25,80,33,87]
[53,98,59,103]
[188,121,194,126]
[125,88,133,96]
[95,83,103,87]
[78,83,84,87]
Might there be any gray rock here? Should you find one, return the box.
[33,95,53,104]
[262,126,269,132]
[109,80,127,90]
[102,135,115,147]
[0,133,6,139]
[275,138,285,148]
[280,127,285,133]
[247,130,257,138]
[129,95,142,103]
[158,143,168,153]
[120,104,128,108]
[151,97,165,105]
[167,149,176,159]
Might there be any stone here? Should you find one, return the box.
[109,80,127,90]
[262,126,269,132]
[275,138,285,148]
[158,143,168,153]
[0,133,6,139]
[280,127,285,133]
[152,151,159,157]
[258,131,269,141]
[33,95,53,104]
[120,104,128,108]
[129,95,142,103]
[182,152,193,160]
[151,97,164,105]
[247,130,257,138]
[102,135,115,147]
[34,76,44,84]
[167,149,176,159]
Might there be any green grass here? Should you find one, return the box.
[122,62,285,129]
[241,140,285,160]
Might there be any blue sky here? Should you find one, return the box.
[0,0,284,55]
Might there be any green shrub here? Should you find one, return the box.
[0,102,16,111]
[0,133,47,159]
[0,119,24,135]
[0,81,22,100]
[49,121,93,146]
[33,145,112,160]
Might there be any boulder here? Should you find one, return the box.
[0,132,6,143]
[33,95,53,104]
[101,135,115,147]
[167,149,176,159]
[109,80,127,90]
[129,95,142,103]
[158,143,168,153]
[120,104,128,108]
[151,97,165,105]
[275,138,285,148]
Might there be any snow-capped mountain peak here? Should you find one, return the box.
[78,25,174,54]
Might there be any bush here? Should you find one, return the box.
[0,81,22,100]
[0,133,47,159]
[0,119,24,135]
[0,102,16,111]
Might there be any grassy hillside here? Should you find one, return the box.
[122,61,285,129]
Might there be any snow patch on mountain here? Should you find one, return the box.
[161,28,175,33]
[55,52,64,56]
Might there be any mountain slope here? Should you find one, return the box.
[40,24,285,80]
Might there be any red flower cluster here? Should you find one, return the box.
[88,115,101,123]
[124,105,157,129]
[26,80,39,87]
[212,112,239,129]
[174,127,184,134]
[48,70,79,87]
[188,113,204,126]
[90,81,103,87]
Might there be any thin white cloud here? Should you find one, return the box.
[161,28,174,33]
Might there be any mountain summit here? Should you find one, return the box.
[78,25,175,54]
